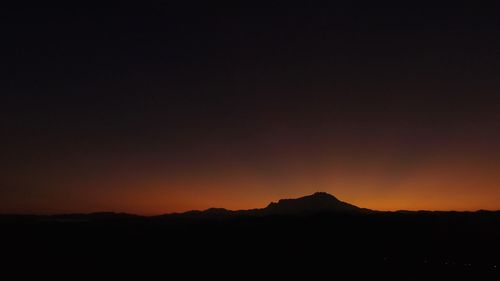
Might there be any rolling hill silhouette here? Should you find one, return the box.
[0,192,368,221]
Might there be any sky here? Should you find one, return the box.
[1,2,500,214]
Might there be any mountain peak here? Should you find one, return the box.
[265,192,363,214]
[309,192,339,199]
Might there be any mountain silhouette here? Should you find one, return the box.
[261,192,368,215]
[163,192,370,219]
[0,193,369,221]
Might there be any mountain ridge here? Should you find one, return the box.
[3,192,500,221]
[164,192,372,219]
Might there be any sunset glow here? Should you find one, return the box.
[1,4,499,215]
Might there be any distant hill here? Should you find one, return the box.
[0,212,140,222]
[260,192,369,215]
[163,192,371,219]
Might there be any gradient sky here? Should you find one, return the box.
[1,3,500,214]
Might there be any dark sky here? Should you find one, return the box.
[2,2,500,214]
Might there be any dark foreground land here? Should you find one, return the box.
[2,196,500,280]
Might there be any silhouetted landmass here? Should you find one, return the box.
[262,191,369,214]
[160,192,370,219]
[2,192,500,279]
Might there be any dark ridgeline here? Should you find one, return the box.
[165,192,369,219]
[262,192,368,214]
[1,192,500,279]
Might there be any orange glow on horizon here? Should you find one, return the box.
[2,127,499,215]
